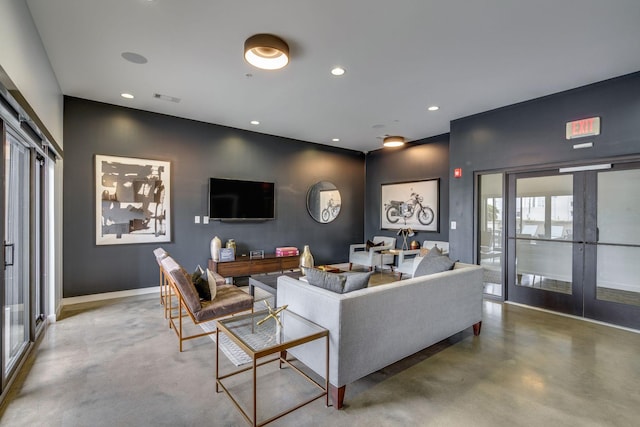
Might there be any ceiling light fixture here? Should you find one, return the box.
[331,67,345,76]
[121,93,134,99]
[332,138,340,142]
[428,105,439,111]
[383,136,405,148]
[244,34,289,70]
[250,120,260,125]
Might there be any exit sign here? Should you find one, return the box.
[566,117,600,139]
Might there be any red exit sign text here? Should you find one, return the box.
[566,117,600,139]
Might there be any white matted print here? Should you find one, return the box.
[381,179,439,231]
[96,155,171,245]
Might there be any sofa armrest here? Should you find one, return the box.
[396,249,420,264]
[349,243,366,253]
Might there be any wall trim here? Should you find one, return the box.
[505,301,640,334]
[62,286,158,306]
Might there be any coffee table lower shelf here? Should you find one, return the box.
[215,310,329,427]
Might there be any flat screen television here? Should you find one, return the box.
[208,178,275,220]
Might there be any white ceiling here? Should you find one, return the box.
[26,0,640,153]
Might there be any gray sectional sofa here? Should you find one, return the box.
[277,262,484,409]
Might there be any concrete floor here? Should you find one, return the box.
[1,293,639,426]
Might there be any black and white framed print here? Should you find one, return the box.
[381,179,439,231]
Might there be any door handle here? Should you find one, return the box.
[3,241,14,268]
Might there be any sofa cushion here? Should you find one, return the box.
[194,285,253,322]
[192,265,211,300]
[306,268,346,293]
[343,271,373,293]
[413,255,456,277]
[206,269,218,300]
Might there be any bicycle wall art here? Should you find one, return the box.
[95,154,171,245]
[381,179,439,232]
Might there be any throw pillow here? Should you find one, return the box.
[206,269,218,300]
[191,265,211,300]
[413,255,456,277]
[419,248,430,256]
[343,271,373,293]
[305,268,347,293]
[366,240,385,251]
[425,245,443,257]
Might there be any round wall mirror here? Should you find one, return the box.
[306,181,341,223]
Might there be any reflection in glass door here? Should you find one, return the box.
[478,173,504,297]
[3,131,30,376]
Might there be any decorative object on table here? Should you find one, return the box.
[275,246,299,256]
[410,240,420,250]
[219,247,235,262]
[299,245,314,275]
[95,154,171,245]
[256,301,288,327]
[249,250,264,259]
[396,227,415,250]
[225,239,236,252]
[381,179,439,232]
[210,236,222,261]
[306,181,341,223]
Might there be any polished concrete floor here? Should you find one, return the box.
[1,292,639,426]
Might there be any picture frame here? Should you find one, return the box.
[381,179,439,231]
[95,154,171,245]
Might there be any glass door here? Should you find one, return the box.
[3,129,30,376]
[478,173,504,297]
[506,163,640,329]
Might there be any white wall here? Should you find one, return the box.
[0,0,63,146]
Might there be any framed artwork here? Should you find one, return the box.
[381,179,439,231]
[95,155,171,245]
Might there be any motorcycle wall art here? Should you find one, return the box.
[381,179,439,231]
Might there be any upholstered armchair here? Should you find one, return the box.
[395,241,450,278]
[348,235,397,271]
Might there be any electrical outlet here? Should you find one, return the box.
[203,216,209,224]
[194,216,200,224]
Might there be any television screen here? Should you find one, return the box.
[209,178,275,220]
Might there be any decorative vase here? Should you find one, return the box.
[226,239,236,254]
[211,236,221,261]
[299,245,314,275]
[410,240,420,250]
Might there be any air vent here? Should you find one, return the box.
[153,93,181,103]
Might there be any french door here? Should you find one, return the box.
[3,129,30,377]
[506,162,640,329]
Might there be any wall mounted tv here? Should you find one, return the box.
[208,178,275,220]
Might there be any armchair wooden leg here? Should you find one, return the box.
[329,385,346,409]
[348,263,353,271]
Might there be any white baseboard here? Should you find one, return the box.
[505,301,640,334]
[62,286,159,306]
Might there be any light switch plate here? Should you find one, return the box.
[203,216,209,224]
[194,216,200,224]
[451,221,457,230]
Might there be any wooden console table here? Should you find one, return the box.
[208,254,299,278]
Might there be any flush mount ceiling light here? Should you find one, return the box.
[244,34,289,70]
[383,136,405,148]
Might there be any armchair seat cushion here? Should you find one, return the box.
[194,285,253,322]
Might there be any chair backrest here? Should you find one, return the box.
[372,235,396,248]
[153,247,169,266]
[161,256,202,314]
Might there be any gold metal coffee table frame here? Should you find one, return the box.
[216,309,329,427]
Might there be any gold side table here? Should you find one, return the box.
[216,309,329,427]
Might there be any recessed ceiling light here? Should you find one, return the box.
[332,138,340,142]
[121,93,134,99]
[331,67,345,76]
[428,105,439,111]
[250,120,260,125]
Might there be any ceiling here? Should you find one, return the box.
[26,0,640,153]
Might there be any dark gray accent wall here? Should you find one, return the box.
[365,135,450,244]
[63,97,365,297]
[449,71,640,263]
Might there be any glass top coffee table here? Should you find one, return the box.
[216,308,329,426]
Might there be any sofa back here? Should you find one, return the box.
[277,262,483,388]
